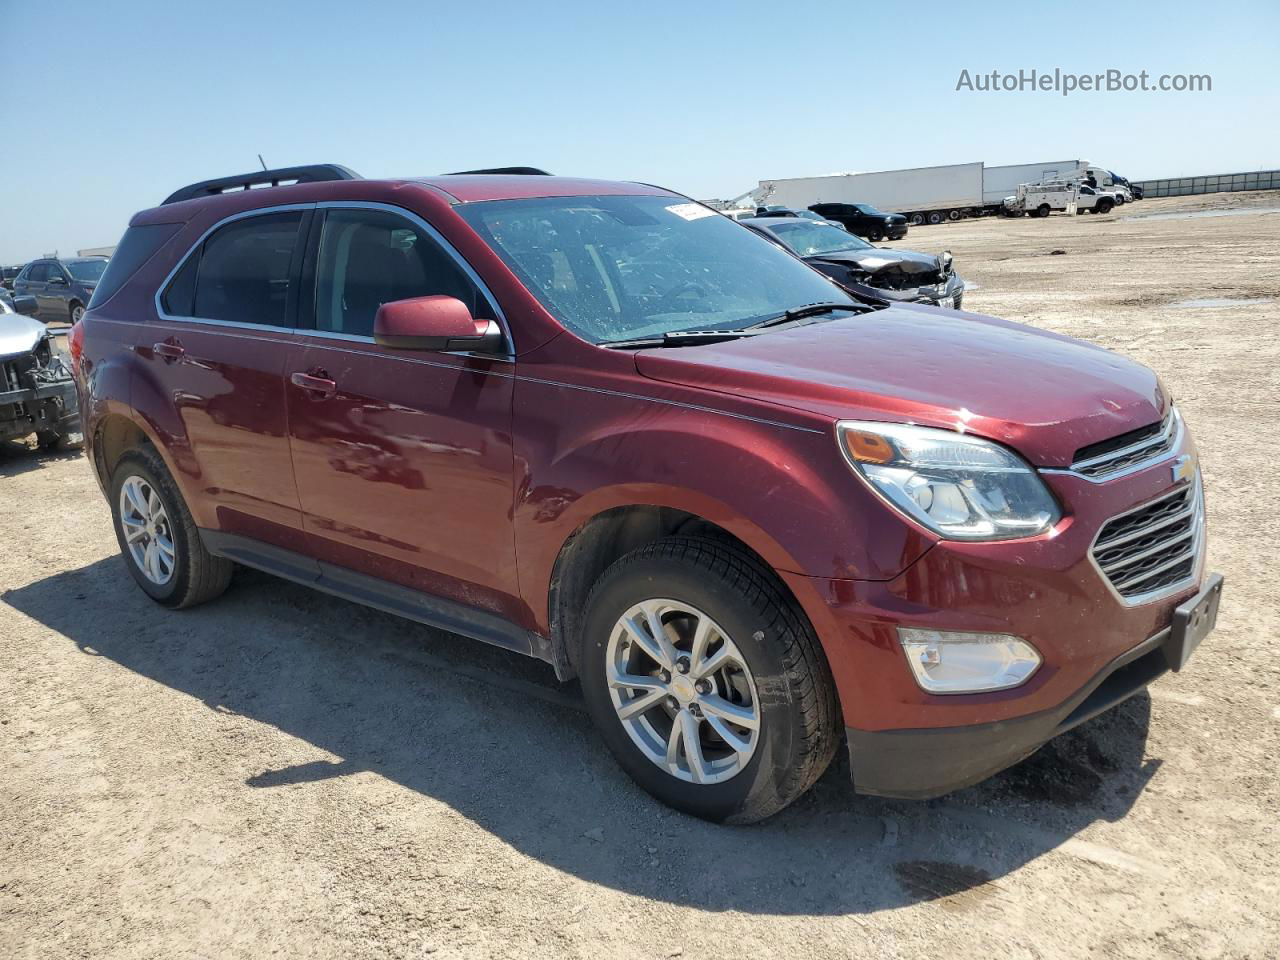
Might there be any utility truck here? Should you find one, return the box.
[1003,180,1116,217]
[983,160,1090,207]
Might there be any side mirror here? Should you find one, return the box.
[13,295,38,316]
[373,295,504,353]
[49,275,68,285]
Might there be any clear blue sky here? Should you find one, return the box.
[2,0,1276,262]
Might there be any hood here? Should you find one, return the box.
[0,313,47,358]
[634,307,1166,467]
[809,248,944,277]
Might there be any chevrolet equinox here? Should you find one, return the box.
[71,164,1223,823]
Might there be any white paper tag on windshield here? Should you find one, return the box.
[665,202,718,221]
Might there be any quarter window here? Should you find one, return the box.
[312,209,487,337]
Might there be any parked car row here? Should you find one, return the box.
[69,162,1221,825]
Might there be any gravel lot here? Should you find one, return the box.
[4,191,1279,960]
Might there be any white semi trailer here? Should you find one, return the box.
[756,162,986,226]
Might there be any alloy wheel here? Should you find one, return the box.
[606,598,761,784]
[119,475,176,585]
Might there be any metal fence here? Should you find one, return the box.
[1133,169,1279,198]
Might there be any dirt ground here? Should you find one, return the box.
[3,191,1279,960]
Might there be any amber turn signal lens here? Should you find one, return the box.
[842,428,896,464]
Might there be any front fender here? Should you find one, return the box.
[513,389,935,633]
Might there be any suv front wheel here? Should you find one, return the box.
[109,448,233,607]
[579,537,841,823]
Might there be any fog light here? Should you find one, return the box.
[897,628,1041,694]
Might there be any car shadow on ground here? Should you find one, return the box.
[5,557,1162,916]
[0,439,84,476]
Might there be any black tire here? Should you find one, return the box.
[36,430,81,451]
[1036,204,1051,218]
[947,208,963,221]
[69,301,85,324]
[868,231,882,242]
[578,537,841,824]
[1096,199,1114,214]
[909,213,925,226]
[926,211,944,225]
[109,446,232,608]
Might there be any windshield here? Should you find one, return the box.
[761,220,875,256]
[855,204,884,215]
[66,260,108,282]
[458,195,856,343]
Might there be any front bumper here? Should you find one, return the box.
[0,377,81,441]
[885,223,909,239]
[855,273,966,309]
[845,582,1217,798]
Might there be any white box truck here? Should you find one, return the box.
[756,162,986,226]
[982,160,1090,207]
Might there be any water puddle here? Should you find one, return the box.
[1119,206,1280,222]
[1168,297,1273,309]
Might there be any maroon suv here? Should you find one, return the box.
[71,164,1222,823]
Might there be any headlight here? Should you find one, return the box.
[898,628,1041,694]
[837,420,1059,540]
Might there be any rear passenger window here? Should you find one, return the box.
[312,208,488,337]
[161,211,303,325]
[26,263,49,282]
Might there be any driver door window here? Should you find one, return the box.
[312,208,488,337]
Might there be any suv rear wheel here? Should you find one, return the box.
[69,302,85,324]
[109,448,233,608]
[578,537,840,823]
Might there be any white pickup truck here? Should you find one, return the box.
[1002,180,1117,217]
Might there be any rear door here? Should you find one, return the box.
[284,203,521,623]
[144,207,311,554]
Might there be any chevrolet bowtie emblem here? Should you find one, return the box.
[1171,453,1197,485]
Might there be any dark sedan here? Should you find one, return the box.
[743,217,965,309]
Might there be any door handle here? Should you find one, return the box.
[290,371,337,399]
[153,341,185,360]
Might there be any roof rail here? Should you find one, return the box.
[161,163,361,206]
[443,166,552,176]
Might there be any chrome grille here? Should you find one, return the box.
[1072,410,1179,479]
[1092,480,1201,602]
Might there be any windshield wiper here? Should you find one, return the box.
[744,301,863,329]
[602,329,763,349]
